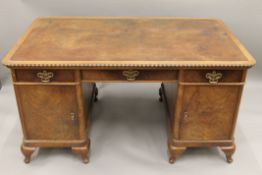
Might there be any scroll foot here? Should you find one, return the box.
[21,144,36,164]
[168,144,186,164]
[221,144,236,163]
[72,143,90,164]
[169,157,176,164]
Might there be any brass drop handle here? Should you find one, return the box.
[205,71,223,84]
[70,112,76,121]
[37,70,54,83]
[122,70,140,81]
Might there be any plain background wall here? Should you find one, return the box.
[0,0,261,83]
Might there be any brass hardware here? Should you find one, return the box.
[37,70,54,83]
[184,111,188,119]
[122,70,140,81]
[70,112,76,121]
[205,71,223,84]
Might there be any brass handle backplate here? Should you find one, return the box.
[122,70,140,81]
[205,71,222,84]
[184,111,188,119]
[37,70,54,83]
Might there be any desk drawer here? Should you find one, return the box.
[182,70,244,83]
[15,69,75,82]
[82,70,177,82]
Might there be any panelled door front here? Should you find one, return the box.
[16,85,80,140]
[178,85,241,140]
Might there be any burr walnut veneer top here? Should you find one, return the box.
[2,17,256,68]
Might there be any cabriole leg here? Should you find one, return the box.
[94,84,98,102]
[159,83,163,102]
[21,144,36,163]
[168,144,186,164]
[221,144,236,163]
[72,142,90,164]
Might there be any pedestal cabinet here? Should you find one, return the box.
[11,69,96,163]
[162,69,246,163]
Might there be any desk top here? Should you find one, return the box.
[2,17,256,68]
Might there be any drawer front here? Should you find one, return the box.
[15,69,75,82]
[82,70,177,82]
[182,70,244,83]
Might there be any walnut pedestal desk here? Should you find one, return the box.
[2,17,256,164]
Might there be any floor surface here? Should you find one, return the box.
[0,76,261,175]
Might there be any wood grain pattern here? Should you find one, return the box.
[2,17,256,68]
[179,85,241,140]
[15,69,75,82]
[16,85,80,140]
[82,69,178,82]
[182,70,244,83]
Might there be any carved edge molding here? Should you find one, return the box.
[3,62,255,68]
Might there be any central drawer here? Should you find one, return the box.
[81,70,178,82]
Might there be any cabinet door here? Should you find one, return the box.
[179,85,241,140]
[17,85,80,140]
